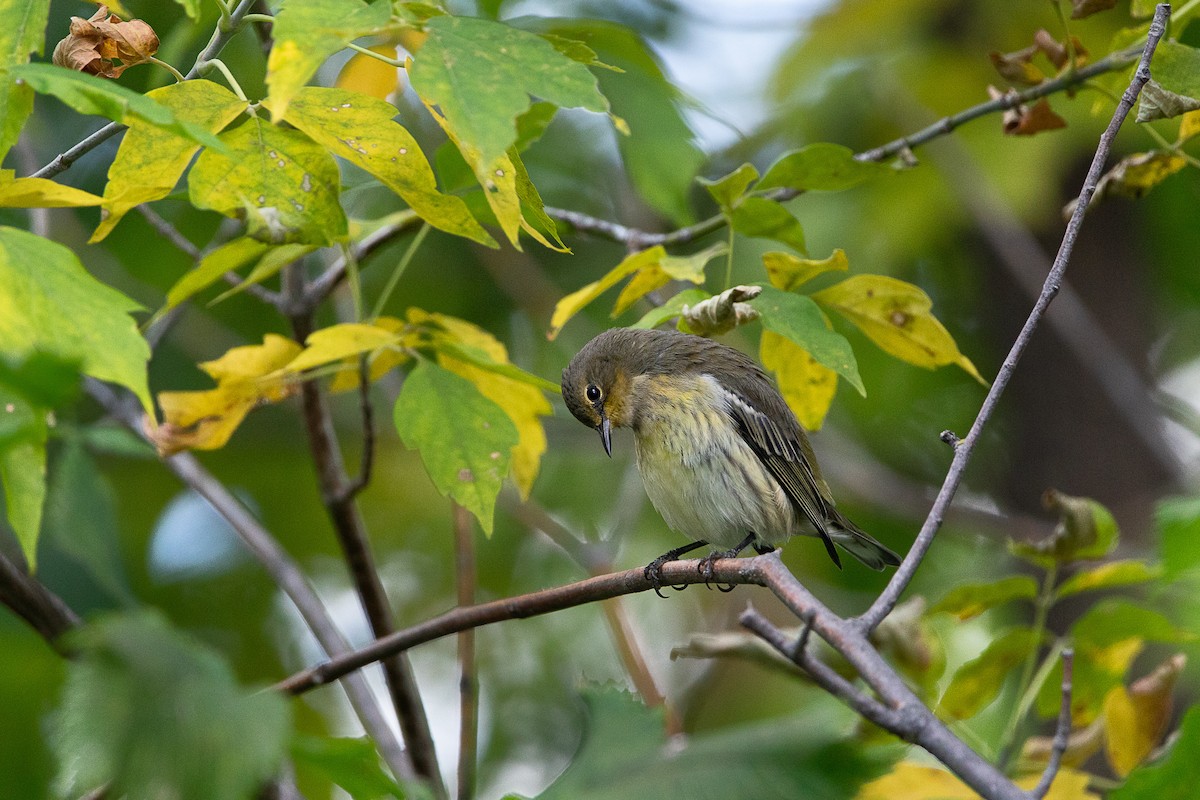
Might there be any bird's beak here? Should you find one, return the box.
[598,416,612,457]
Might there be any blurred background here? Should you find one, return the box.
[4,0,1199,797]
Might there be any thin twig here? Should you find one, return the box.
[137,206,201,260]
[453,503,478,800]
[84,379,414,783]
[340,357,375,501]
[1031,648,1075,800]
[857,4,1169,634]
[33,0,259,180]
[301,214,424,312]
[0,550,81,653]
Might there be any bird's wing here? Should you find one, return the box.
[719,385,843,568]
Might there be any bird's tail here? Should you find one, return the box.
[828,517,902,571]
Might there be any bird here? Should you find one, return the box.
[561,327,901,594]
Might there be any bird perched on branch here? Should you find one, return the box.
[562,328,900,594]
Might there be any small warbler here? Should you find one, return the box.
[562,328,901,591]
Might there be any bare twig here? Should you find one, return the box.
[340,358,375,501]
[85,379,413,783]
[453,503,478,800]
[137,206,201,260]
[33,0,259,180]
[300,214,424,311]
[0,550,80,652]
[288,306,444,797]
[1031,648,1075,800]
[857,4,1169,634]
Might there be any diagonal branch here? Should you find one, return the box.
[0,549,80,653]
[857,4,1169,634]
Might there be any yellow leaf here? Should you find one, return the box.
[90,80,245,242]
[335,46,399,99]
[855,762,1098,800]
[612,264,671,317]
[610,243,723,318]
[759,330,836,430]
[763,249,848,291]
[1091,638,1143,676]
[813,274,986,384]
[0,170,103,207]
[328,316,411,393]
[150,334,302,454]
[1179,109,1200,143]
[1102,654,1184,777]
[282,322,405,374]
[413,311,552,498]
[547,247,665,339]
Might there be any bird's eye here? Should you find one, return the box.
[585,384,602,404]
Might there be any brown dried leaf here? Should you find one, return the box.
[990,45,1045,85]
[1020,718,1105,770]
[52,5,158,78]
[1008,98,1068,137]
[1034,30,1089,71]
[681,284,761,336]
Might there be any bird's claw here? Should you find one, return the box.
[697,552,737,592]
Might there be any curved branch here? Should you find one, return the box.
[0,550,80,653]
[857,4,1168,634]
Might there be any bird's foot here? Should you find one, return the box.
[697,549,738,592]
[643,541,708,598]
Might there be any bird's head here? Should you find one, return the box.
[561,329,650,456]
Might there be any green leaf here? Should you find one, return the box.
[265,0,393,121]
[751,285,863,394]
[0,351,81,412]
[290,735,405,800]
[409,15,612,170]
[1110,706,1200,800]
[545,21,703,225]
[757,143,889,193]
[510,146,567,251]
[0,0,50,161]
[10,63,225,150]
[1055,560,1162,600]
[628,288,710,331]
[209,244,317,305]
[927,576,1039,621]
[1073,600,1187,649]
[157,238,270,322]
[698,163,758,210]
[189,118,347,245]
[278,87,495,247]
[1011,490,1119,566]
[393,360,518,533]
[91,80,245,242]
[51,611,291,800]
[1138,42,1200,122]
[0,395,46,570]
[938,627,1043,720]
[1158,495,1200,579]
[173,0,203,20]
[42,441,135,606]
[538,686,893,800]
[0,227,151,413]
[729,196,807,254]
[812,275,985,384]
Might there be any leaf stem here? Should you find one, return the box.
[346,41,404,68]
[996,564,1058,766]
[371,223,430,320]
[148,56,186,84]
[723,223,735,289]
[342,243,363,321]
[199,58,248,101]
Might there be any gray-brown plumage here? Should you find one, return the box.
[562,328,900,582]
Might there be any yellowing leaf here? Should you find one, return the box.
[149,238,269,328]
[150,335,302,455]
[208,244,317,306]
[0,170,102,207]
[283,322,404,374]
[189,117,346,246]
[763,249,848,291]
[927,576,1039,621]
[1178,109,1200,143]
[394,360,518,533]
[1056,560,1161,599]
[939,627,1043,719]
[415,310,553,499]
[856,762,1098,800]
[1093,151,1187,200]
[90,80,245,242]
[328,316,411,393]
[610,243,724,317]
[265,0,391,122]
[1103,654,1185,777]
[335,46,398,99]
[813,274,985,384]
[760,330,836,431]
[277,87,494,247]
[547,247,664,339]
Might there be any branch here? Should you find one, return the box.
[288,306,444,798]
[0,549,81,653]
[300,214,424,312]
[33,0,260,180]
[85,379,414,784]
[543,42,1146,250]
[1031,648,1075,800]
[857,4,1169,634]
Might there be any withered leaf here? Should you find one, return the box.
[52,5,158,79]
